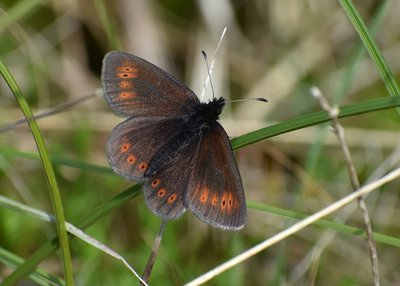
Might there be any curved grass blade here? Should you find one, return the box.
[0,247,65,286]
[232,96,400,149]
[1,184,142,286]
[338,0,400,98]
[0,59,73,285]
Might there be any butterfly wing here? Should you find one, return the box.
[106,116,188,181]
[142,140,198,219]
[102,51,199,118]
[103,51,200,180]
[185,123,246,230]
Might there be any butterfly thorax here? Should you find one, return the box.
[195,97,225,126]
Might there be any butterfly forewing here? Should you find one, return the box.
[185,123,246,230]
[102,51,199,118]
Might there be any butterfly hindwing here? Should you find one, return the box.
[106,116,188,181]
[102,51,199,118]
[142,142,197,220]
[185,123,246,230]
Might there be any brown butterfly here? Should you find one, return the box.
[102,51,246,230]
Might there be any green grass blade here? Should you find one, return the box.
[0,146,113,175]
[335,0,390,102]
[3,96,399,173]
[1,184,142,286]
[0,61,73,285]
[3,183,400,286]
[232,96,400,149]
[306,0,392,173]
[93,0,123,50]
[0,0,46,35]
[249,201,400,248]
[338,0,400,97]
[0,247,65,286]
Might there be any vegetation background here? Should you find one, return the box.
[0,0,399,285]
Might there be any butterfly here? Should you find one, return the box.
[101,51,246,230]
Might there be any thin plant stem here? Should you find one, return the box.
[311,87,380,286]
[141,219,168,285]
[184,166,400,286]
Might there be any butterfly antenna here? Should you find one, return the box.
[140,219,168,285]
[200,27,227,101]
[201,50,216,99]
[228,97,268,103]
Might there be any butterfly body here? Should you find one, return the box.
[102,51,246,230]
[145,97,225,177]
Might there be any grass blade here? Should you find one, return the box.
[338,0,400,97]
[0,60,73,285]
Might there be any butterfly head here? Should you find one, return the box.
[196,97,225,124]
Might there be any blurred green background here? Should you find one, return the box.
[0,0,400,285]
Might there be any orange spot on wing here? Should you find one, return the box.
[200,188,209,204]
[119,80,133,89]
[167,193,177,204]
[116,63,138,79]
[226,192,234,212]
[119,91,136,99]
[116,72,137,79]
[127,154,137,165]
[228,195,233,207]
[151,178,161,189]
[211,195,218,206]
[221,193,229,210]
[121,143,131,153]
[117,64,138,73]
[157,188,166,198]
[138,162,148,172]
